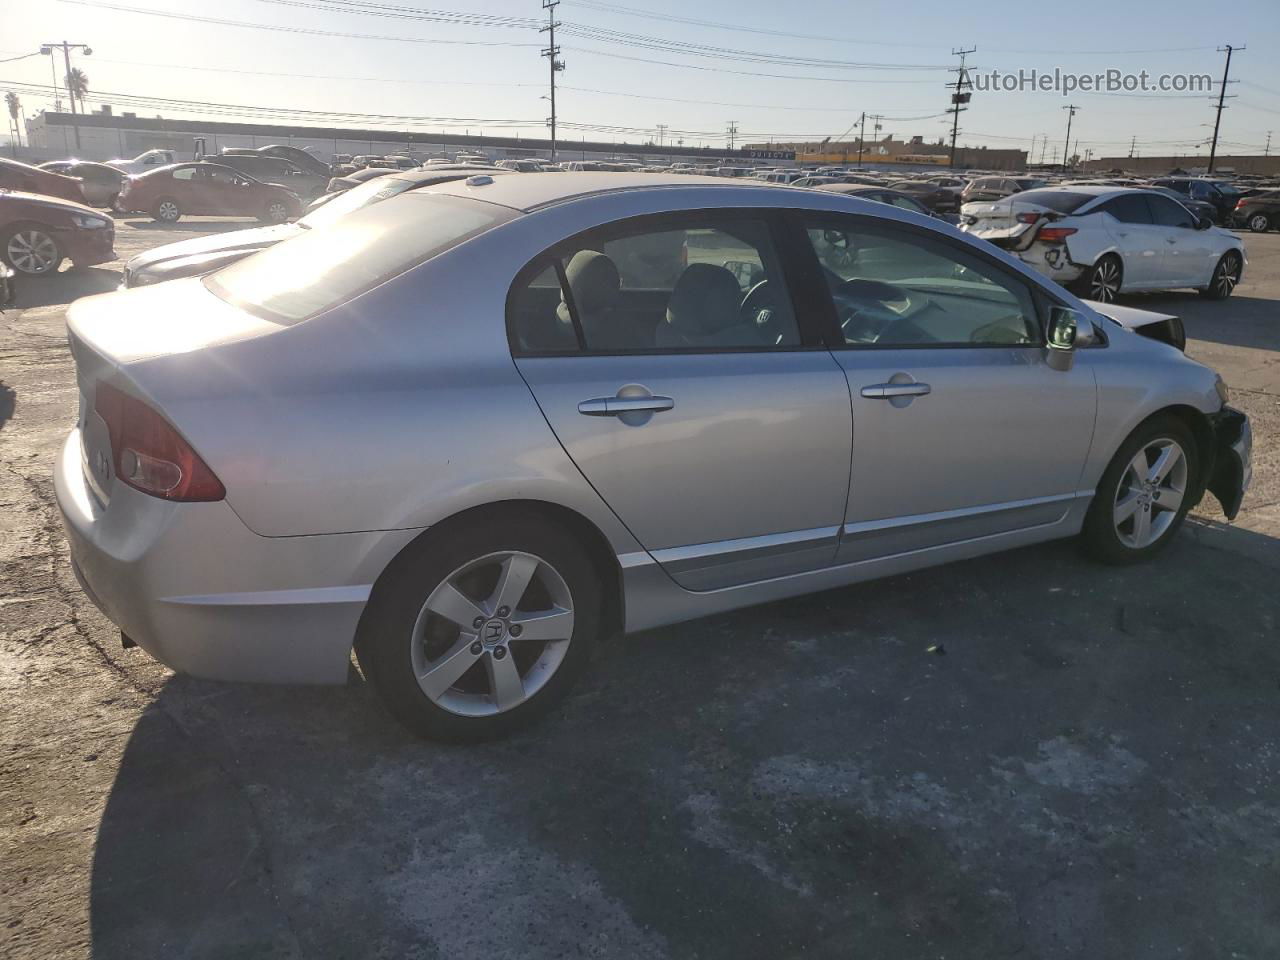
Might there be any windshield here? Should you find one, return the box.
[298,175,417,228]
[206,193,516,324]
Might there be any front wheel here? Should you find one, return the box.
[1200,250,1242,300]
[1076,254,1123,303]
[1082,415,1198,565]
[355,512,601,742]
[2,224,64,276]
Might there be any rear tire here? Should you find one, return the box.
[260,200,290,224]
[1247,212,1270,233]
[355,510,602,742]
[152,198,181,223]
[1199,250,1242,300]
[1082,415,1198,565]
[1074,254,1123,303]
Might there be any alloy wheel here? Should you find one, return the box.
[1113,438,1187,549]
[1090,258,1121,302]
[1248,214,1270,233]
[1216,253,1241,298]
[158,201,179,221]
[268,202,288,222]
[410,551,575,717]
[6,229,59,274]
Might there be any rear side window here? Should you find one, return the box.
[171,167,196,181]
[206,193,515,324]
[1012,190,1095,214]
[508,214,801,354]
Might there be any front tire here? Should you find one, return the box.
[355,511,602,742]
[1076,254,1123,303]
[2,224,64,276]
[1082,415,1198,565]
[1247,212,1270,233]
[261,200,290,224]
[1200,250,1242,300]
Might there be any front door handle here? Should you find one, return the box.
[578,395,675,416]
[861,382,932,399]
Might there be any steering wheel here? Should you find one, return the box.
[832,278,913,343]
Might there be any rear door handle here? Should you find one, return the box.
[578,395,675,416]
[861,382,932,399]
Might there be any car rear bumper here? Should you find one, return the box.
[54,429,418,685]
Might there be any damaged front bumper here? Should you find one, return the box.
[1207,406,1252,521]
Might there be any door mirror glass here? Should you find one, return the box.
[1046,306,1079,370]
[1196,216,1214,230]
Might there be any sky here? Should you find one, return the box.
[3,0,1280,160]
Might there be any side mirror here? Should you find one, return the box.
[1196,216,1213,230]
[1045,305,1080,371]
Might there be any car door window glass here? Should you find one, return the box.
[1149,195,1196,229]
[171,167,196,181]
[803,219,1039,347]
[1100,194,1154,224]
[508,217,800,354]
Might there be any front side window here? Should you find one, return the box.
[1148,195,1196,229]
[509,215,800,354]
[801,217,1039,347]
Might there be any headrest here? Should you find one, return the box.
[665,263,742,336]
[556,250,621,326]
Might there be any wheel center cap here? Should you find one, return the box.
[481,618,507,646]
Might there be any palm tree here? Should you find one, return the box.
[65,68,89,111]
[4,91,20,150]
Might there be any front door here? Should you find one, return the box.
[509,212,853,591]
[794,214,1098,563]
[1148,194,1215,286]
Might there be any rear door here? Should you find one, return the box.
[509,210,853,591]
[1092,194,1165,288]
[791,211,1097,562]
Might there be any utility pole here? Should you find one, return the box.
[1207,44,1242,174]
[1128,135,1136,158]
[1038,135,1048,166]
[540,1,564,161]
[856,111,866,168]
[656,124,667,147]
[1266,131,1273,156]
[947,46,975,169]
[726,121,739,152]
[1061,104,1079,173]
[40,40,92,151]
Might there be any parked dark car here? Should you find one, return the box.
[209,155,328,200]
[38,160,128,207]
[0,157,86,205]
[1,190,115,276]
[115,163,303,223]
[1150,178,1242,224]
[816,183,961,224]
[960,176,1047,204]
[325,166,402,194]
[121,165,510,287]
[888,179,961,213]
[1140,185,1219,226]
[221,144,331,178]
[1230,190,1280,232]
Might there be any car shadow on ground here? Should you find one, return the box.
[86,526,1280,959]
[12,268,120,310]
[1116,292,1279,353]
[116,219,260,233]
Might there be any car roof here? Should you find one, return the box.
[422,171,755,212]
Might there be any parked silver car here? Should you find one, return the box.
[55,174,1252,741]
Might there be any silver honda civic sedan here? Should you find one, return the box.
[55,173,1252,741]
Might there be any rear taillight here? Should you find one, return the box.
[1016,212,1042,224]
[1038,226,1078,244]
[94,383,225,502]
[1235,199,1248,209]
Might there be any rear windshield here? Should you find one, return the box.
[298,174,418,228]
[205,192,515,324]
[1009,189,1096,213]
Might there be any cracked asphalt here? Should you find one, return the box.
[2,217,1279,960]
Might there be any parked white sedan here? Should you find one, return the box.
[961,186,1245,303]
